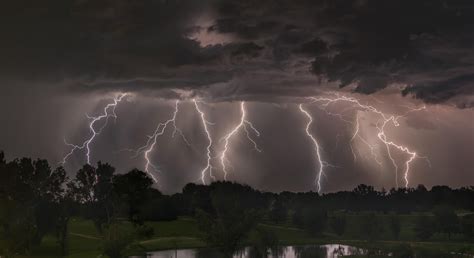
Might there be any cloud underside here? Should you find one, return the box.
[0,0,472,106]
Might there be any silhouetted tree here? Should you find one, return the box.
[69,164,96,204]
[249,228,279,258]
[113,169,153,225]
[196,183,259,257]
[0,154,67,254]
[102,222,135,258]
[94,162,116,224]
[56,189,74,256]
[140,195,178,221]
[269,197,287,224]
[69,162,116,233]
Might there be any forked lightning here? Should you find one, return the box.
[298,104,328,193]
[193,99,215,184]
[132,100,189,183]
[309,94,428,188]
[220,101,261,180]
[61,93,128,165]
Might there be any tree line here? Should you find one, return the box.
[0,151,473,257]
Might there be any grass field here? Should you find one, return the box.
[9,213,474,258]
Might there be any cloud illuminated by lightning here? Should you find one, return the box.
[219,101,261,180]
[298,104,328,193]
[61,93,128,165]
[132,100,189,183]
[193,99,215,184]
[309,94,428,188]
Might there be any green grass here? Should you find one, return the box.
[5,213,474,257]
[63,217,205,258]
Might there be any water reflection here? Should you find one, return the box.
[132,244,367,258]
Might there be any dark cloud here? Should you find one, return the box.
[0,0,473,105]
[402,74,474,108]
[208,0,473,105]
[0,0,209,80]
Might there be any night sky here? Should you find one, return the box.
[0,0,473,193]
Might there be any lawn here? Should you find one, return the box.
[8,213,474,257]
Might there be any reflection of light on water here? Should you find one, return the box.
[133,244,367,258]
[270,245,366,258]
[323,244,367,258]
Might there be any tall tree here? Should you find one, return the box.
[269,197,287,224]
[113,169,153,225]
[196,184,259,257]
[69,162,116,232]
[0,155,67,254]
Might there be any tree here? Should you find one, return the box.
[56,195,73,256]
[249,228,279,258]
[139,195,178,221]
[94,162,116,224]
[0,155,67,255]
[113,169,153,225]
[330,215,346,236]
[69,164,96,204]
[269,198,287,224]
[414,216,435,241]
[433,206,459,240]
[196,185,259,257]
[69,163,116,233]
[102,223,135,258]
[389,215,401,240]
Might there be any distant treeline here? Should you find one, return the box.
[1,152,473,256]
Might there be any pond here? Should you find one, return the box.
[131,244,368,258]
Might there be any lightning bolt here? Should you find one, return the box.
[61,93,128,165]
[132,100,189,183]
[298,104,328,193]
[219,101,261,180]
[309,94,428,188]
[193,99,215,184]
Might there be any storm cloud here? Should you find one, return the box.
[0,1,473,193]
[0,0,472,105]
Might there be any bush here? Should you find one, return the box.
[139,197,178,221]
[196,188,260,258]
[102,223,134,258]
[391,244,414,258]
[269,198,287,224]
[250,228,279,257]
[135,224,154,240]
